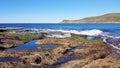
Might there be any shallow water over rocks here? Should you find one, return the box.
[37,44,61,50]
[0,57,21,62]
[52,46,86,66]
[6,40,61,50]
[7,40,38,50]
[65,46,87,54]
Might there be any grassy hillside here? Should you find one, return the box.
[62,13,120,23]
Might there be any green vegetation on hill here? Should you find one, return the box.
[62,13,120,23]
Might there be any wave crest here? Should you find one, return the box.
[40,29,103,36]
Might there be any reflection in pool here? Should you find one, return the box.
[7,40,60,50]
[0,57,20,62]
[52,46,86,66]
[38,44,60,50]
[7,40,38,50]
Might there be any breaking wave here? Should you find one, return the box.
[1,26,120,38]
[34,29,120,38]
[38,29,103,36]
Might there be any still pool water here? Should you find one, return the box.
[7,40,60,50]
[0,57,20,62]
[7,40,38,50]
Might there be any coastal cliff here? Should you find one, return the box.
[61,13,120,23]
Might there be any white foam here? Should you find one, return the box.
[103,38,120,52]
[78,29,103,36]
[16,28,120,38]
[101,32,120,39]
[39,29,103,36]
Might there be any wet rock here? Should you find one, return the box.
[106,38,120,47]
[59,58,92,68]
[106,38,114,44]
[79,35,87,38]
[93,36,103,40]
[0,40,24,48]
[36,38,70,45]
[34,57,41,64]
[36,37,112,67]
[0,47,5,50]
[0,29,7,32]
[0,62,21,68]
[82,57,120,68]
[34,35,45,39]
[0,33,117,68]
[52,46,70,55]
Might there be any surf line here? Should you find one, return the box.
[103,38,120,53]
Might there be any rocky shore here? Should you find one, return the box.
[0,30,120,68]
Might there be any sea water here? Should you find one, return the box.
[1,23,120,51]
[0,23,120,38]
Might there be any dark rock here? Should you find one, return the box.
[93,36,103,40]
[0,29,7,32]
[35,57,42,64]
[106,38,120,46]
[79,35,87,38]
[0,47,5,50]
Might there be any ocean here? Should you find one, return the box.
[1,23,120,52]
[0,23,120,38]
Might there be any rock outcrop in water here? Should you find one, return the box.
[61,13,120,23]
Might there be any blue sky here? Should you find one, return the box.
[0,0,120,23]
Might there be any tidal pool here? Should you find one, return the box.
[7,40,38,50]
[0,57,20,62]
[52,46,86,66]
[7,40,60,50]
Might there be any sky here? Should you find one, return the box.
[0,0,120,23]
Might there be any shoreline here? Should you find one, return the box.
[0,27,120,68]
